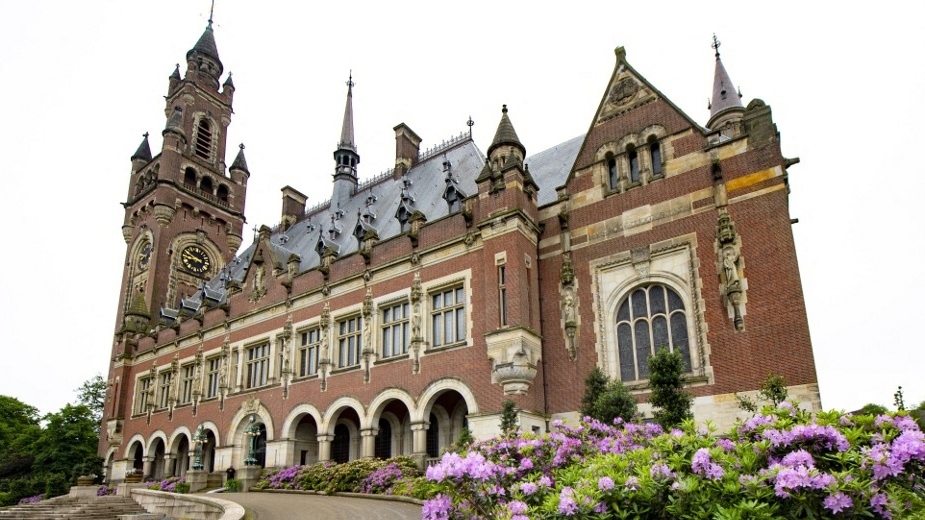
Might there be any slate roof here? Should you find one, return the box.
[169,129,586,318]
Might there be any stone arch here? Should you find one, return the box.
[167,426,193,452]
[280,403,323,439]
[227,403,276,443]
[415,378,478,422]
[124,434,147,459]
[321,396,366,433]
[198,420,222,447]
[146,430,169,454]
[366,388,415,426]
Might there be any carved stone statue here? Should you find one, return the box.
[723,246,739,286]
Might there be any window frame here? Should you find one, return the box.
[157,371,172,409]
[245,343,270,389]
[136,376,153,415]
[337,315,363,369]
[614,284,692,384]
[381,301,410,359]
[179,364,195,405]
[430,285,466,349]
[298,327,321,377]
[205,356,221,399]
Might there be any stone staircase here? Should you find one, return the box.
[0,495,150,520]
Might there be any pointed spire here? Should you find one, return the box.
[707,34,745,130]
[230,143,249,174]
[338,72,357,152]
[127,292,150,318]
[170,64,181,80]
[189,25,221,66]
[223,72,235,89]
[131,132,152,162]
[487,105,525,159]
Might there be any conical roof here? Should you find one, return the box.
[487,105,525,158]
[126,293,150,318]
[707,36,744,129]
[188,25,221,64]
[338,75,357,152]
[230,144,249,173]
[131,133,152,162]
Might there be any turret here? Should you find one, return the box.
[185,22,223,91]
[130,133,152,173]
[706,35,745,131]
[332,74,360,209]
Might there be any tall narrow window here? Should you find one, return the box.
[607,155,618,189]
[157,372,172,409]
[245,343,270,388]
[299,329,320,377]
[649,139,662,176]
[205,357,220,398]
[332,424,350,463]
[426,413,440,458]
[195,119,212,160]
[498,266,508,326]
[374,419,392,459]
[179,365,195,404]
[628,146,640,184]
[381,302,410,358]
[137,377,153,414]
[616,285,691,382]
[432,286,465,347]
[337,316,362,368]
[184,168,197,189]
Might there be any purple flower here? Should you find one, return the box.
[823,492,853,514]
[558,487,578,516]
[624,476,640,490]
[538,475,553,487]
[422,494,452,519]
[598,476,614,491]
[520,482,538,495]
[781,449,815,468]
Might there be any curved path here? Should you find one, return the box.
[222,492,421,520]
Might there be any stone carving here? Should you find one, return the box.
[560,254,574,286]
[243,395,260,414]
[319,302,331,390]
[609,77,640,106]
[410,271,423,373]
[716,210,746,331]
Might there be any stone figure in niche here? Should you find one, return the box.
[563,291,576,324]
[723,246,740,287]
[412,302,422,340]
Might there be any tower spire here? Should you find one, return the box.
[332,73,360,208]
[706,34,745,130]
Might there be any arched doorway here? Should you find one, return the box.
[332,424,350,464]
[294,415,319,465]
[255,424,267,467]
[203,430,216,473]
[174,435,190,477]
[127,440,144,475]
[421,387,471,459]
[150,438,166,479]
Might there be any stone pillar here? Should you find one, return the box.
[237,466,261,493]
[142,456,155,480]
[360,428,377,459]
[186,470,208,493]
[267,439,295,468]
[163,454,175,477]
[317,434,334,462]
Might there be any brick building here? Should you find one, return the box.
[101,25,819,482]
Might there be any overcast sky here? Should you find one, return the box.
[1,1,922,417]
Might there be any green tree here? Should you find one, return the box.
[33,404,102,481]
[500,400,518,436]
[580,367,637,424]
[0,396,41,481]
[858,403,889,416]
[75,374,106,434]
[648,347,693,429]
[579,367,609,418]
[736,372,789,413]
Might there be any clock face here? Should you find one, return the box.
[180,246,211,274]
[138,243,152,270]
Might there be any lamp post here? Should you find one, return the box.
[191,424,208,470]
[243,414,259,466]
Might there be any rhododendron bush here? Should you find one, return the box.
[423,405,925,519]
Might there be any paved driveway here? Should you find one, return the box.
[222,492,422,520]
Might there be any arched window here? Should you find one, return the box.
[332,424,350,463]
[648,137,662,176]
[606,153,617,190]
[616,285,691,382]
[195,119,213,160]
[200,176,213,196]
[374,419,392,459]
[627,145,640,184]
[217,184,229,203]
[183,168,197,189]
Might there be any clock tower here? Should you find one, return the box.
[114,21,248,339]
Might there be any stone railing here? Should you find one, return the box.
[129,489,244,520]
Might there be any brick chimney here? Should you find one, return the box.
[280,185,307,230]
[393,123,422,178]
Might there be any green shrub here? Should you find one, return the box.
[224,478,239,492]
[174,481,190,494]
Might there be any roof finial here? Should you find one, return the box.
[711,33,721,59]
[208,0,215,28]
[143,132,149,139]
[467,115,474,138]
[346,70,355,91]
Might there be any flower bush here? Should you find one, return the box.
[254,456,423,495]
[96,484,116,496]
[17,493,43,505]
[146,476,186,493]
[423,405,925,519]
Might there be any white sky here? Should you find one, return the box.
[1,1,923,416]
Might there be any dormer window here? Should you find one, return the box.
[396,206,411,233]
[443,186,463,213]
[195,119,213,160]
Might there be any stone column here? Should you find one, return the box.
[142,456,155,480]
[316,434,334,462]
[360,428,377,459]
[410,421,429,467]
[163,453,175,477]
